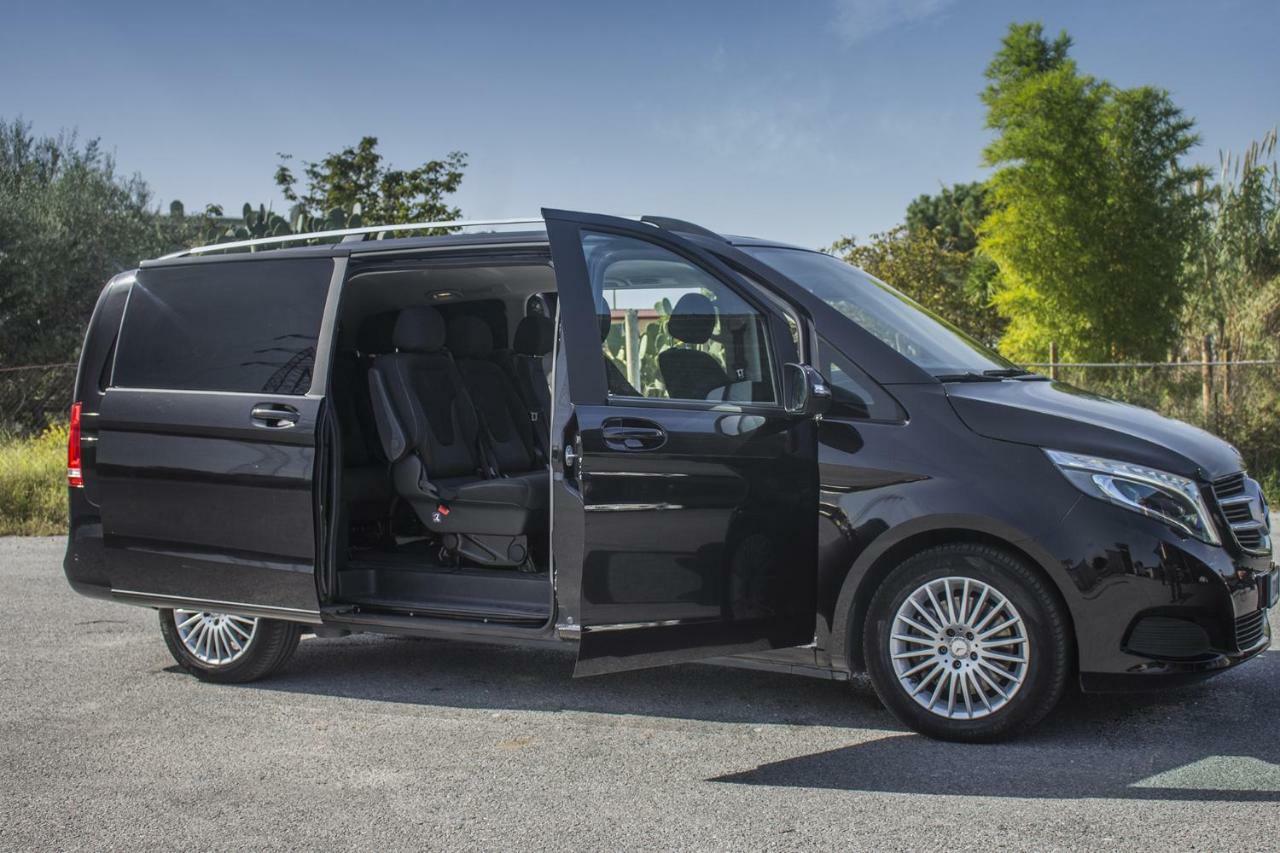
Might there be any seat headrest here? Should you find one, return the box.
[357,311,398,355]
[446,315,494,358]
[667,293,717,345]
[514,315,554,356]
[393,307,446,352]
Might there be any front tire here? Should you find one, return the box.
[159,608,302,683]
[862,544,1071,742]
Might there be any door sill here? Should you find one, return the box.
[337,597,548,625]
[319,606,561,646]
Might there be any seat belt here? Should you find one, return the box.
[527,414,549,465]
[730,323,748,382]
[517,358,550,465]
[471,409,502,479]
[494,350,548,467]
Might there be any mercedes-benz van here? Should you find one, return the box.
[63,209,1277,741]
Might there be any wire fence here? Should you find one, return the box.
[2,357,1278,479]
[1021,360,1280,486]
[0,363,77,436]
[1027,360,1280,425]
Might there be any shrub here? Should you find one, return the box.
[0,425,67,536]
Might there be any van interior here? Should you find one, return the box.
[328,254,560,626]
[326,245,772,627]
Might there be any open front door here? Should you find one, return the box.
[545,209,818,675]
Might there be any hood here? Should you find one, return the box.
[945,379,1243,481]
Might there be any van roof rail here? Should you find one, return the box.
[160,217,549,260]
[161,213,723,260]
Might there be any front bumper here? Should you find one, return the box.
[1030,495,1275,691]
[1079,616,1270,692]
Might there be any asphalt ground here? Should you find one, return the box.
[2,536,1278,851]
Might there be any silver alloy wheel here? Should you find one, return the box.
[173,610,259,666]
[889,576,1030,720]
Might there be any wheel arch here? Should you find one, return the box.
[827,517,1077,674]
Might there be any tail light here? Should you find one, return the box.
[67,401,83,488]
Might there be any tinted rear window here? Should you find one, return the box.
[114,258,332,394]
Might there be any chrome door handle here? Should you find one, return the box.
[602,418,667,451]
[250,404,299,428]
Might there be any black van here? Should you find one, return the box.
[63,209,1276,742]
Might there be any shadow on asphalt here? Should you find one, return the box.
[223,633,1280,802]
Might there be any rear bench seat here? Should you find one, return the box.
[367,306,547,568]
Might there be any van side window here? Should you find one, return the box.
[817,336,904,422]
[113,258,332,394]
[581,231,776,404]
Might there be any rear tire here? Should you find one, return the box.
[862,543,1071,742]
[159,608,302,683]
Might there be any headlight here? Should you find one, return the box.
[1045,449,1221,546]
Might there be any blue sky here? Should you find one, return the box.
[3,0,1277,248]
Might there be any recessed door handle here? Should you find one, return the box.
[250,404,299,428]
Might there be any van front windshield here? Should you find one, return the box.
[743,246,1019,378]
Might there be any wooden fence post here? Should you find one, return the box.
[1222,342,1232,406]
[1202,335,1214,423]
[1048,341,1059,381]
[624,309,641,390]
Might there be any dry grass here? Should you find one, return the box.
[0,426,67,536]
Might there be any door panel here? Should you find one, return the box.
[97,389,322,613]
[545,209,818,674]
[578,403,815,622]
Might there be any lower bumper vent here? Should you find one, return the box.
[1127,616,1212,660]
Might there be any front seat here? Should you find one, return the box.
[658,293,728,400]
[367,306,545,567]
[500,315,554,453]
[598,296,641,397]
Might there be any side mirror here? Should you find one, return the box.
[783,363,832,417]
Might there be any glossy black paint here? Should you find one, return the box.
[809,380,1271,683]
[568,400,819,674]
[947,379,1243,480]
[64,217,1274,695]
[544,210,819,674]
[64,255,344,617]
[93,387,322,612]
[676,235,1272,687]
[64,272,131,598]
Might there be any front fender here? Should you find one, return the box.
[824,510,1073,673]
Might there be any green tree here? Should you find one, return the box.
[979,22,1204,362]
[833,181,1004,345]
[1182,129,1280,357]
[906,181,990,253]
[0,120,170,365]
[275,136,466,227]
[831,225,1005,345]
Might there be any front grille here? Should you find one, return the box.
[1214,471,1247,498]
[1212,472,1271,555]
[1235,609,1266,650]
[1234,527,1268,551]
[1221,501,1254,524]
